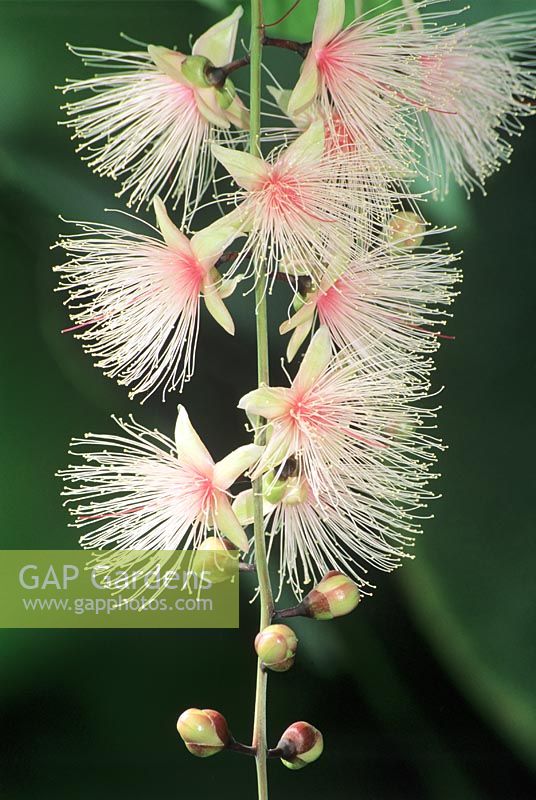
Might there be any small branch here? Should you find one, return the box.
[272,601,307,621]
[264,0,304,28]
[205,55,251,89]
[262,35,310,59]
[228,739,257,757]
[267,743,295,759]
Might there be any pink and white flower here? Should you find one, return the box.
[58,405,263,552]
[280,231,461,368]
[212,120,395,289]
[238,327,439,504]
[59,7,248,211]
[54,198,241,401]
[286,0,449,172]
[233,472,417,601]
[415,13,536,196]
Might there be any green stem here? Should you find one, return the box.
[249,2,274,799]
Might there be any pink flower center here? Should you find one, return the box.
[315,44,340,79]
[261,167,302,213]
[317,280,346,323]
[288,390,328,437]
[186,469,216,515]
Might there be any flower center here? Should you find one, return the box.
[261,167,302,213]
[175,252,206,293]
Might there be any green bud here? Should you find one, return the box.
[191,537,239,585]
[386,211,426,250]
[262,471,287,505]
[255,624,298,672]
[177,708,230,757]
[181,55,212,88]
[216,78,236,110]
[303,571,360,620]
[277,721,324,770]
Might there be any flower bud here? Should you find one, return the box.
[181,55,212,88]
[386,211,426,250]
[255,624,298,672]
[303,571,360,620]
[191,537,239,585]
[177,708,230,757]
[277,721,324,770]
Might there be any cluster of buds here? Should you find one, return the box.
[176,711,324,771]
[177,569,360,766]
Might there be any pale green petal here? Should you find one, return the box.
[279,298,317,335]
[195,87,230,128]
[174,405,214,473]
[192,6,243,67]
[212,144,268,190]
[219,274,243,300]
[191,214,243,269]
[213,493,249,551]
[232,489,276,526]
[287,53,319,118]
[280,119,324,168]
[147,45,188,84]
[238,386,290,419]
[231,489,255,526]
[251,426,295,478]
[224,94,250,130]
[294,326,332,391]
[313,0,346,49]
[202,274,235,336]
[286,321,314,362]
[267,85,292,115]
[153,197,191,253]
[213,444,264,490]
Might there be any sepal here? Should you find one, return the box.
[174,405,213,474]
[192,6,243,67]
[212,144,268,191]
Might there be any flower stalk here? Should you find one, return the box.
[249,1,274,798]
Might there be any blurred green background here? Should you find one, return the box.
[1,1,535,797]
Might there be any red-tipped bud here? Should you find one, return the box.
[277,721,324,770]
[255,624,298,672]
[176,708,230,757]
[304,571,360,620]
